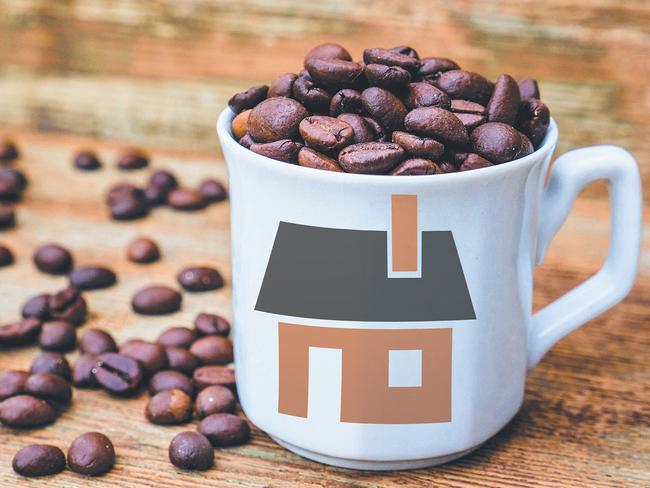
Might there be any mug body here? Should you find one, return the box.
[217,109,558,470]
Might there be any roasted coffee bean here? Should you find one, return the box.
[199,179,227,203]
[194,385,236,418]
[38,321,76,352]
[146,389,193,424]
[0,204,16,229]
[436,70,493,105]
[198,413,250,447]
[169,431,214,471]
[459,153,494,172]
[110,194,149,220]
[305,58,364,90]
[69,266,117,291]
[471,122,534,164]
[389,158,441,176]
[417,57,460,81]
[443,147,469,166]
[439,161,458,173]
[95,353,143,395]
[363,48,420,73]
[365,64,411,89]
[22,294,50,320]
[194,313,230,337]
[48,286,87,326]
[0,318,41,346]
[0,395,56,428]
[0,139,19,162]
[12,444,66,477]
[392,131,445,159]
[329,89,363,117]
[33,244,73,275]
[117,148,149,170]
[145,170,177,206]
[190,336,234,366]
[250,139,302,163]
[404,107,469,146]
[120,340,168,374]
[0,243,13,266]
[78,329,117,355]
[292,75,331,114]
[67,432,115,476]
[338,142,405,174]
[515,98,551,148]
[486,74,521,125]
[0,370,28,400]
[299,116,353,153]
[158,327,197,349]
[166,347,200,375]
[337,114,377,144]
[177,266,224,292]
[361,87,407,132]
[24,372,72,403]
[304,43,352,64]
[31,352,71,380]
[72,354,99,389]
[389,45,419,59]
[167,188,207,211]
[450,99,488,130]
[106,183,142,205]
[149,370,194,397]
[132,285,182,315]
[454,113,486,131]
[248,97,309,143]
[268,73,298,98]
[149,168,178,191]
[239,133,255,149]
[518,78,540,100]
[0,168,26,201]
[298,147,343,172]
[228,85,268,114]
[127,237,161,263]
[73,150,102,170]
[403,82,451,110]
[193,366,236,392]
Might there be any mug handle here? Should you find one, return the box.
[527,145,643,369]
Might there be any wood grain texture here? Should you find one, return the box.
[0,131,648,487]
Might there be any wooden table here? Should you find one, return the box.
[0,131,648,487]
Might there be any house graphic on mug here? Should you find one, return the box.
[255,195,475,424]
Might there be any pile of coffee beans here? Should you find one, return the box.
[228,43,551,175]
[0,139,25,229]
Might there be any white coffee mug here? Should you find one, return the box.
[216,108,642,470]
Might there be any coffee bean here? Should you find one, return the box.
[305,58,364,91]
[0,318,41,346]
[69,266,117,291]
[0,370,28,400]
[198,413,250,447]
[292,75,332,114]
[250,139,302,163]
[486,74,521,125]
[239,133,255,149]
[228,85,268,114]
[193,366,236,392]
[12,444,66,477]
[268,73,298,98]
[417,57,460,81]
[67,432,115,476]
[518,78,540,100]
[361,87,407,132]
[403,82,451,110]
[470,122,534,164]
[392,131,445,159]
[48,286,87,326]
[389,45,419,59]
[248,97,309,143]
[74,150,102,170]
[459,153,494,172]
[146,389,193,425]
[363,48,420,73]
[127,236,160,263]
[0,168,26,201]
[199,179,227,203]
[22,294,50,320]
[389,158,441,176]
[106,183,142,205]
[338,142,406,174]
[120,340,168,374]
[132,286,182,315]
[304,43,352,64]
[0,395,56,428]
[0,138,19,162]
[166,347,200,375]
[299,116,354,153]
[450,99,488,130]
[167,188,207,211]
[194,385,236,418]
[439,161,458,173]
[145,170,178,206]
[194,313,230,337]
[515,98,551,148]
[24,372,72,403]
[95,353,143,395]
[0,204,16,229]
[150,168,178,190]
[0,243,13,266]
[117,148,149,170]
[107,184,149,220]
[177,266,224,292]
[31,352,71,380]
[158,327,197,349]
[72,354,99,389]
[33,244,73,275]
[79,329,117,355]
[404,107,469,146]
[169,431,214,471]
[190,336,234,366]
[38,321,76,352]
[298,147,343,172]
[329,89,363,117]
[337,114,378,144]
[149,370,194,397]
[436,70,493,105]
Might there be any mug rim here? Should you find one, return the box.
[216,108,558,184]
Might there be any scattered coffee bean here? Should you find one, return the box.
[72,354,99,389]
[516,98,551,148]
[198,413,250,447]
[361,87,407,132]
[0,395,57,428]
[30,352,71,380]
[194,385,236,418]
[157,326,197,349]
[0,370,28,400]
[167,188,207,211]
[268,73,298,98]
[436,70,493,105]
[248,97,309,143]
[459,153,494,172]
[120,340,168,374]
[38,321,76,352]
[127,236,161,263]
[12,444,66,477]
[165,347,200,375]
[24,372,72,403]
[193,366,236,392]
[0,243,13,266]
[74,150,102,170]
[392,131,445,160]
[145,169,178,206]
[518,78,540,100]
[228,85,269,114]
[470,122,534,164]
[69,266,117,291]
[149,370,194,397]
[132,285,182,315]
[67,432,115,476]
[389,158,441,176]
[0,318,41,346]
[0,167,27,201]
[117,148,149,170]
[22,294,50,320]
[194,313,231,337]
[146,389,193,425]
[107,184,149,220]
[329,89,363,117]
[33,244,73,275]
[190,336,234,365]
[199,179,227,203]
[0,138,19,162]
[338,142,405,174]
[298,147,343,172]
[95,352,143,396]
[486,74,521,125]
[169,431,214,471]
[48,286,87,326]
[417,57,460,81]
[304,42,352,64]
[177,266,224,292]
[78,329,117,355]
[0,204,16,229]
[250,139,302,163]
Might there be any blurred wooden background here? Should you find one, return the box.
[1,0,649,199]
